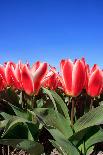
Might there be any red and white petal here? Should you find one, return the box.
[0,65,6,83]
[5,62,20,89]
[72,60,85,96]
[91,64,99,73]
[62,59,73,95]
[33,63,48,94]
[21,65,34,95]
[31,61,41,75]
[87,69,103,97]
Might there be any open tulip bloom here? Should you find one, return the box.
[0,58,103,155]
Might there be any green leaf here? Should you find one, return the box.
[1,116,38,139]
[26,122,39,140]
[49,129,80,155]
[50,140,66,155]
[0,112,13,120]
[0,139,44,155]
[33,108,73,138]
[69,126,99,147]
[42,88,58,112]
[1,116,27,138]
[8,103,29,120]
[0,120,8,128]
[50,90,70,122]
[86,146,94,155]
[74,105,103,133]
[36,99,44,108]
[85,128,103,150]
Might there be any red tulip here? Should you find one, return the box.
[0,65,7,91]
[60,58,86,97]
[42,67,62,90]
[30,61,41,74]
[86,64,103,97]
[21,62,48,95]
[5,61,21,89]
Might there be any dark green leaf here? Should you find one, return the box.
[74,105,103,133]
[8,103,29,120]
[0,112,13,120]
[50,90,70,122]
[85,128,103,150]
[42,88,58,111]
[33,108,73,138]
[49,129,80,155]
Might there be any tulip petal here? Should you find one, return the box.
[88,69,103,97]
[60,59,66,74]
[31,61,41,75]
[21,65,34,95]
[33,63,48,94]
[5,62,20,88]
[14,63,23,89]
[62,59,73,94]
[0,76,4,91]
[72,60,85,96]
[0,65,6,83]
[91,64,99,73]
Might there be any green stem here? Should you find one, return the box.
[90,98,93,110]
[71,98,75,127]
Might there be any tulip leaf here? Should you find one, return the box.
[69,126,99,146]
[50,90,70,122]
[50,140,65,155]
[0,120,8,128]
[0,139,44,155]
[85,128,103,150]
[1,116,38,140]
[36,99,44,108]
[8,103,30,120]
[74,105,103,133]
[42,88,58,111]
[0,112,13,120]
[1,117,27,138]
[49,128,80,155]
[86,146,94,155]
[32,108,73,138]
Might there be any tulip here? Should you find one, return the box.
[60,58,86,97]
[0,65,7,91]
[5,61,21,89]
[42,67,62,90]
[21,62,48,95]
[30,61,41,74]
[86,64,103,97]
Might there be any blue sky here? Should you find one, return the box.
[0,0,103,69]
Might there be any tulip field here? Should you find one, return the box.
[0,58,103,155]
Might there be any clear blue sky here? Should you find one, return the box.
[0,0,103,68]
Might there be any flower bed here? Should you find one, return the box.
[0,58,103,155]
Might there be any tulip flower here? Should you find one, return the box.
[30,61,41,74]
[42,67,62,90]
[21,62,48,95]
[0,65,7,91]
[5,61,21,89]
[86,64,103,97]
[60,58,86,97]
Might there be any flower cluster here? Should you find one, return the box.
[60,58,103,97]
[0,58,103,97]
[0,61,47,95]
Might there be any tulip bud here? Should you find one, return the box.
[86,65,103,97]
[60,58,86,97]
